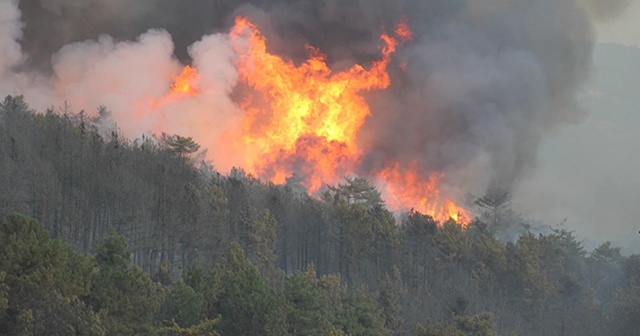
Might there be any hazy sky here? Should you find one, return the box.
[515,4,640,253]
[596,0,640,46]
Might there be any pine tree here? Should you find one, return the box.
[89,230,162,335]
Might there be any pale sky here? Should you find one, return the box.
[596,0,640,46]
[514,4,640,253]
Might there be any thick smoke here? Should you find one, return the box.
[51,30,245,170]
[0,0,22,80]
[361,0,595,193]
[0,0,633,197]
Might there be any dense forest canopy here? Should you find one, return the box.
[1,96,640,335]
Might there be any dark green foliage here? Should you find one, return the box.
[0,272,8,311]
[214,242,287,336]
[157,317,221,336]
[436,220,471,262]
[416,312,504,336]
[0,214,104,335]
[245,208,281,284]
[586,242,622,305]
[159,282,206,328]
[159,133,201,158]
[377,266,406,333]
[182,254,222,319]
[89,231,162,335]
[335,286,390,336]
[329,176,384,208]
[285,265,342,335]
[610,280,640,336]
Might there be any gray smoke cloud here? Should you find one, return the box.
[360,0,595,193]
[0,0,23,76]
[3,0,634,201]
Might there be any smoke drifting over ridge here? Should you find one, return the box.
[0,0,632,210]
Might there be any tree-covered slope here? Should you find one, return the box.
[1,95,639,335]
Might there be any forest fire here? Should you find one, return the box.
[170,65,199,95]
[152,65,200,108]
[164,17,469,224]
[227,16,403,192]
[377,163,469,225]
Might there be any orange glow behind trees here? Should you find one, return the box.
[378,163,469,226]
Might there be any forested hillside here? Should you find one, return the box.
[1,95,639,335]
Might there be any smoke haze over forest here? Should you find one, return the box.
[1,0,638,248]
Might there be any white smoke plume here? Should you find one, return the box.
[1,0,247,171]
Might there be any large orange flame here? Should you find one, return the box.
[164,17,470,226]
[229,17,404,192]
